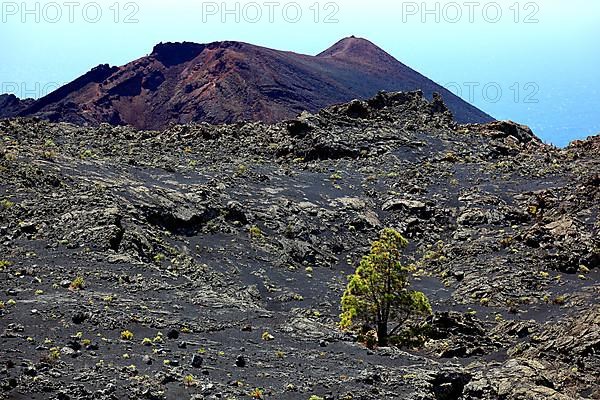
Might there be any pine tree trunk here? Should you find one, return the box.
[377,322,388,347]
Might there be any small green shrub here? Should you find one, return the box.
[42,150,57,160]
[69,276,85,290]
[250,226,263,239]
[80,149,94,159]
[275,350,285,359]
[553,295,567,305]
[330,172,343,181]
[3,152,17,161]
[0,260,11,271]
[153,332,164,343]
[46,347,61,362]
[249,388,264,399]
[0,199,14,209]
[183,374,196,387]
[120,330,134,341]
[236,164,248,176]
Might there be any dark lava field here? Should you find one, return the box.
[0,91,598,400]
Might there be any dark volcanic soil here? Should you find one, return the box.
[0,91,598,400]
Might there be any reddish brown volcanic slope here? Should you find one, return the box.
[15,37,493,129]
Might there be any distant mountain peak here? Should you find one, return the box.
[317,36,396,63]
[1,37,493,128]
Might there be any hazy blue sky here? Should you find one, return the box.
[1,0,599,146]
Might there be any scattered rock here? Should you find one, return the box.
[191,355,203,368]
[235,355,246,368]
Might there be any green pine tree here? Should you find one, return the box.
[340,228,432,347]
